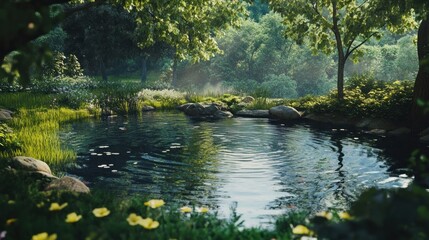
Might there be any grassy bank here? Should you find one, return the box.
[0,108,92,167]
[0,92,93,167]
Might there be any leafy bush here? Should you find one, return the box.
[31,76,98,94]
[287,76,413,121]
[0,124,21,153]
[312,185,429,240]
[346,74,386,94]
[261,74,298,98]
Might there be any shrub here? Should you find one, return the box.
[0,124,21,153]
[286,75,413,121]
[261,74,298,98]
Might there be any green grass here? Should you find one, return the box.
[0,92,57,110]
[0,108,92,167]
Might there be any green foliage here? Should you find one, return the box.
[134,1,246,63]
[0,124,21,153]
[0,92,59,110]
[39,52,84,79]
[0,167,296,240]
[312,186,429,240]
[269,0,417,98]
[0,108,91,166]
[261,74,298,98]
[286,76,413,121]
[246,98,278,110]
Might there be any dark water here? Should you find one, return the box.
[61,111,414,226]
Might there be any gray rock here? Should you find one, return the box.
[183,103,205,116]
[181,103,221,117]
[201,104,220,115]
[241,96,255,103]
[11,156,52,175]
[269,105,301,120]
[0,109,12,121]
[213,110,233,119]
[420,135,429,143]
[45,176,90,193]
[388,127,411,136]
[177,103,193,111]
[236,110,270,118]
[142,105,155,112]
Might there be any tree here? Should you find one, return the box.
[268,0,415,99]
[376,0,429,131]
[63,4,138,81]
[0,0,245,84]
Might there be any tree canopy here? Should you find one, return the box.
[268,0,416,99]
[0,0,246,85]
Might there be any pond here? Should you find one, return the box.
[61,111,414,227]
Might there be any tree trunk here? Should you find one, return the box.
[171,58,178,87]
[332,1,345,100]
[337,56,346,100]
[141,56,148,83]
[411,17,429,133]
[99,58,108,82]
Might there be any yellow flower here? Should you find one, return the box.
[180,206,192,213]
[6,218,17,225]
[127,213,143,226]
[92,207,110,218]
[338,212,352,220]
[31,232,57,240]
[139,217,160,230]
[65,212,82,223]
[197,207,209,213]
[49,202,68,211]
[292,225,311,235]
[316,211,333,220]
[144,199,165,209]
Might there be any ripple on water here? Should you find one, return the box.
[62,112,414,227]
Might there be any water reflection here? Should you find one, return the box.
[62,112,414,227]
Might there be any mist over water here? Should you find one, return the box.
[62,112,413,227]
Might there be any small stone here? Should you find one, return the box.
[11,156,52,175]
[45,176,90,193]
[0,109,12,121]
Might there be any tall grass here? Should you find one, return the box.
[0,108,91,167]
[246,97,278,110]
[0,92,56,109]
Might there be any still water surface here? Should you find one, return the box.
[62,112,413,226]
